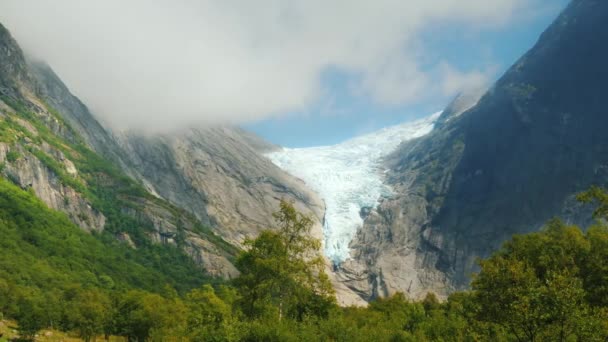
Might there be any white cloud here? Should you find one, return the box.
[437,62,496,96]
[0,0,541,131]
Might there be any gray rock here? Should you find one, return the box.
[339,0,608,300]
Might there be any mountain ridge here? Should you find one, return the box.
[0,21,238,279]
[338,0,608,300]
[3,0,606,306]
[0,21,365,305]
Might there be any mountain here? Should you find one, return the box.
[334,0,608,300]
[22,44,323,253]
[111,126,324,248]
[0,22,243,281]
[110,124,367,305]
[4,0,604,308]
[266,113,439,265]
[0,21,366,305]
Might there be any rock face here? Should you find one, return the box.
[28,58,325,250]
[0,21,367,303]
[0,22,237,279]
[0,141,106,232]
[110,126,366,304]
[0,24,35,97]
[11,1,605,305]
[28,61,131,167]
[2,22,324,258]
[111,127,323,247]
[340,0,608,300]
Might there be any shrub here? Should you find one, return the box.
[5,150,19,162]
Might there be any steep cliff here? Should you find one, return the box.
[340,0,608,300]
[112,127,324,247]
[0,22,237,279]
[0,21,368,304]
[110,126,366,305]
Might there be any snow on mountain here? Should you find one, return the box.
[266,112,441,264]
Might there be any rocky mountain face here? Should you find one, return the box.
[0,23,237,278]
[0,22,367,304]
[7,0,604,306]
[339,0,608,301]
[2,23,324,250]
[110,127,367,305]
[111,127,323,248]
[28,62,134,170]
[27,61,311,247]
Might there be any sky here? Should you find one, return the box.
[0,0,569,147]
[247,0,570,146]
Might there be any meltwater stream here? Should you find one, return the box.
[266,112,440,264]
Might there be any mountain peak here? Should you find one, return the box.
[0,23,35,98]
[338,0,608,300]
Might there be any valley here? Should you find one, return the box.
[1,0,608,340]
[267,112,440,264]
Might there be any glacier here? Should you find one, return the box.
[266,112,440,264]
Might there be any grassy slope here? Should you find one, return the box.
[0,96,237,295]
[0,175,193,294]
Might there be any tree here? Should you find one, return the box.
[577,185,608,220]
[368,292,425,335]
[421,292,440,313]
[66,288,111,342]
[186,284,239,341]
[0,278,9,318]
[577,187,608,306]
[14,293,46,341]
[113,290,188,342]
[473,219,608,341]
[582,225,608,306]
[235,200,335,321]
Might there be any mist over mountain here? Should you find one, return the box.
[1,2,608,338]
[0,0,550,132]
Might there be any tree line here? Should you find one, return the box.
[2,187,608,341]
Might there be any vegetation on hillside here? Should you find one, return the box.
[0,82,606,342]
[0,96,235,254]
[0,176,219,331]
[0,96,239,290]
[1,189,608,341]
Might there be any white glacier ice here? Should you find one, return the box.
[266,112,441,264]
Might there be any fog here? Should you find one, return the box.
[0,0,538,131]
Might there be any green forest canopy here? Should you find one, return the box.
[1,181,608,341]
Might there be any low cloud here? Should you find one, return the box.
[0,0,540,131]
[438,62,496,96]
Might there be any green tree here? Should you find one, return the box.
[113,290,188,341]
[66,288,111,342]
[577,187,608,306]
[473,219,608,341]
[582,225,608,306]
[578,185,608,220]
[0,279,9,318]
[235,200,335,321]
[421,292,440,313]
[186,284,239,341]
[368,293,425,334]
[14,293,46,341]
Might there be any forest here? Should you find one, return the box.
[1,178,608,341]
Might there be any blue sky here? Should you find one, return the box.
[246,0,570,148]
[1,1,572,137]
